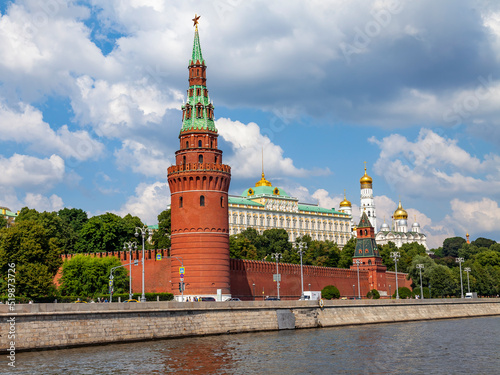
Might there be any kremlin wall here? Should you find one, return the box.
[59,249,411,300]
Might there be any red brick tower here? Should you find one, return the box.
[351,211,388,295]
[167,16,231,301]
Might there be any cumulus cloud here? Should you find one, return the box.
[370,128,500,197]
[0,101,104,160]
[0,154,65,189]
[116,181,171,224]
[217,117,330,179]
[447,198,500,234]
[114,139,173,178]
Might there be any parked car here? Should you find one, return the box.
[199,297,216,301]
[265,297,280,301]
[123,299,140,303]
[225,298,241,301]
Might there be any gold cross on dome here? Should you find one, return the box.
[192,14,201,28]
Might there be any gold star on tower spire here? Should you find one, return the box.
[192,14,201,29]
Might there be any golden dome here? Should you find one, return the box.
[360,163,373,186]
[393,200,408,220]
[339,190,351,207]
[255,172,272,187]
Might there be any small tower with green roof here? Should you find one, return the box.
[351,210,388,295]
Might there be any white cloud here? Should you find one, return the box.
[0,1,121,101]
[24,193,64,212]
[72,76,181,138]
[114,139,173,178]
[370,128,500,197]
[116,181,171,224]
[0,101,104,160]
[217,117,330,179]
[447,197,500,234]
[0,154,65,189]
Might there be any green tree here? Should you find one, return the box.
[321,285,340,299]
[75,212,143,253]
[229,235,258,260]
[471,237,496,249]
[428,264,456,297]
[379,241,398,271]
[0,216,7,228]
[59,255,128,297]
[338,237,356,268]
[408,255,435,288]
[366,289,380,299]
[0,220,62,298]
[58,208,88,233]
[442,237,466,257]
[474,250,500,268]
[16,207,76,254]
[151,209,171,250]
[394,286,413,299]
[262,229,292,261]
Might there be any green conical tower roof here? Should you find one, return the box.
[180,18,216,133]
[190,27,204,65]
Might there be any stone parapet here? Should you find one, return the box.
[1,299,499,352]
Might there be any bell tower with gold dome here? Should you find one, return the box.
[360,162,377,231]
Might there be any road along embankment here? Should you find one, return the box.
[1,299,499,352]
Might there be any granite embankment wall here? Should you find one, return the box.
[1,299,499,352]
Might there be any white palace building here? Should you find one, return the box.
[228,173,352,247]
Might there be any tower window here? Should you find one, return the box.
[198,140,202,147]
[221,196,224,208]
[197,88,201,96]
[215,155,218,163]
[200,195,205,206]
[182,156,186,165]
[179,197,183,208]
[186,141,189,148]
[199,155,203,163]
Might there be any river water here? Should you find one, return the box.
[7,316,500,374]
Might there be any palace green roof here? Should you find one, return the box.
[241,185,291,198]
[228,197,265,207]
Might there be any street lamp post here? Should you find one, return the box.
[429,283,431,299]
[123,241,137,300]
[252,283,256,300]
[354,259,362,299]
[456,257,464,298]
[464,267,471,294]
[272,253,282,300]
[293,242,307,299]
[416,264,424,300]
[390,252,400,299]
[352,284,355,298]
[389,284,391,299]
[135,225,152,303]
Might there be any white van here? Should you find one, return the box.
[465,292,477,299]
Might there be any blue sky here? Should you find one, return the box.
[1,0,500,248]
